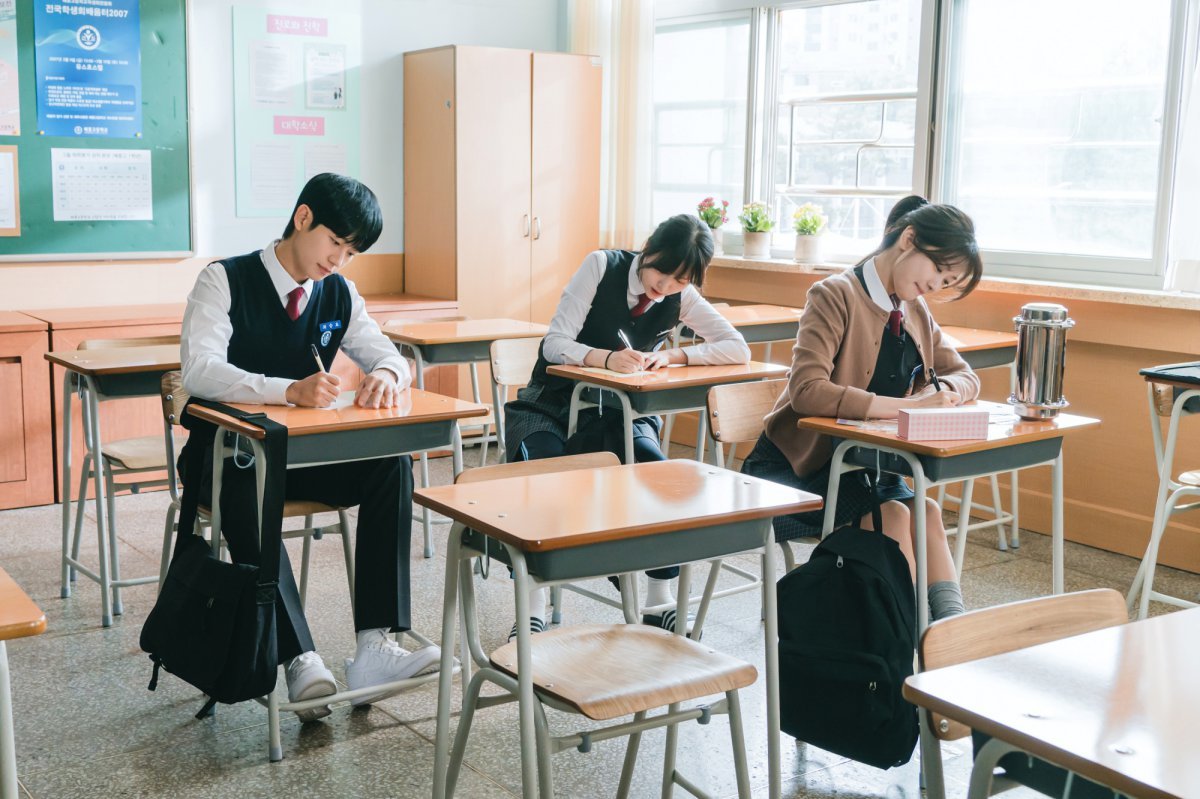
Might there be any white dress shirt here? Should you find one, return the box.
[861,257,909,316]
[541,251,751,366]
[181,241,410,404]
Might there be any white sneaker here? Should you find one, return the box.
[344,631,442,707]
[285,651,336,722]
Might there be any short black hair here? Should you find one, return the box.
[281,173,383,252]
[860,199,983,300]
[638,214,714,288]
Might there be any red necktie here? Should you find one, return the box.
[630,293,653,318]
[285,287,304,321]
[887,294,903,338]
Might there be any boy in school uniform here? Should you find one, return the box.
[179,173,438,721]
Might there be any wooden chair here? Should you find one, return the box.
[157,371,354,610]
[488,336,543,463]
[917,588,1128,798]
[64,336,184,617]
[1127,380,1200,618]
[445,453,757,799]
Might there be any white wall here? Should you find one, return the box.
[0,0,565,309]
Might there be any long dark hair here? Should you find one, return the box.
[638,214,714,289]
[859,195,983,299]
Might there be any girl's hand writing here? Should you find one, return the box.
[607,348,647,373]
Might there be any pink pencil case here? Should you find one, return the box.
[897,407,989,441]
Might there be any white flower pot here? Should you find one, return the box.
[710,226,724,255]
[742,230,771,258]
[794,234,823,264]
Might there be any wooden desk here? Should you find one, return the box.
[0,312,52,510]
[416,460,822,799]
[940,325,1019,372]
[0,567,46,799]
[904,607,1200,799]
[186,388,488,763]
[798,407,1100,629]
[548,361,788,464]
[45,344,181,627]
[385,318,549,556]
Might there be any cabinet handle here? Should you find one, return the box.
[523,214,531,238]
[533,216,542,240]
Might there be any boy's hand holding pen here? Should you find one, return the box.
[283,344,342,407]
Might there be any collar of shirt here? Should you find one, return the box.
[626,254,662,308]
[260,239,314,305]
[862,257,903,315]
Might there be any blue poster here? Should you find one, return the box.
[34,0,142,138]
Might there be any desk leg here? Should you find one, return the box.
[60,371,74,598]
[1051,450,1064,595]
[83,377,114,628]
[509,551,540,799]
[616,391,636,465]
[412,349,435,558]
[911,462,930,634]
[761,518,781,799]
[0,641,15,799]
[694,412,707,463]
[433,523,464,799]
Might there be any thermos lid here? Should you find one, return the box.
[1018,303,1070,322]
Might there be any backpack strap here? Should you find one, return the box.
[175,399,288,597]
[865,471,884,534]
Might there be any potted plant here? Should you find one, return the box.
[792,202,828,263]
[697,197,729,254]
[738,202,774,258]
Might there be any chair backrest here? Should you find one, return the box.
[707,378,786,444]
[454,451,619,485]
[78,334,180,351]
[161,370,190,426]
[919,588,1127,740]
[490,337,542,389]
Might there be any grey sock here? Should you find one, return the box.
[928,580,965,621]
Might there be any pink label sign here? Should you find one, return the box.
[274,116,325,136]
[266,15,328,37]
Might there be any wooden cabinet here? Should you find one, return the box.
[0,312,53,510]
[403,45,602,324]
[29,304,185,503]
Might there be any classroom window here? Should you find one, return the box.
[935,0,1183,285]
[651,15,752,224]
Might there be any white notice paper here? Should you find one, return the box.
[304,44,346,109]
[304,143,347,180]
[251,42,294,106]
[0,149,15,229]
[249,142,295,210]
[51,148,152,222]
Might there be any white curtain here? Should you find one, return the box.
[1166,48,1200,291]
[569,0,656,250]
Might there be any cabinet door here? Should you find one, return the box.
[0,330,53,509]
[455,47,533,320]
[530,52,602,324]
[50,323,181,501]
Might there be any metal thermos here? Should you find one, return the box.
[1008,303,1075,420]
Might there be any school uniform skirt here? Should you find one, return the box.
[504,381,662,463]
[740,433,914,542]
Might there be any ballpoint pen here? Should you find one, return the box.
[616,329,634,351]
[929,367,943,392]
[310,343,326,375]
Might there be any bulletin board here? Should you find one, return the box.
[0,0,191,260]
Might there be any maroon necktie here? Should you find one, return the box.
[887,294,903,338]
[630,293,653,318]
[285,287,304,321]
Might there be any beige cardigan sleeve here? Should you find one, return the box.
[785,281,875,420]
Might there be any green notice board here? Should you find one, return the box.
[0,0,191,259]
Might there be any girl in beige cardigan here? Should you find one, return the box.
[743,197,983,620]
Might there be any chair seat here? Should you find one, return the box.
[103,434,184,470]
[199,499,344,518]
[489,623,757,721]
[1179,470,1200,486]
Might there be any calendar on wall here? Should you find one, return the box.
[50,148,151,222]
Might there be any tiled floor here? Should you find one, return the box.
[2,446,1196,798]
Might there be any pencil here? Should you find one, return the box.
[310,344,326,375]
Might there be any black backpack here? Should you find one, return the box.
[776,497,919,769]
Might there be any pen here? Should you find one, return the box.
[310,343,326,375]
[616,329,634,351]
[930,367,943,392]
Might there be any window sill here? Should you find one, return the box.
[710,254,1200,312]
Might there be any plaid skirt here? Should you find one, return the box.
[740,433,914,542]
[504,380,661,462]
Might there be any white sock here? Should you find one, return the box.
[644,577,675,609]
[356,628,389,654]
[528,587,548,621]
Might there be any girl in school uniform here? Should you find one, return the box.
[504,214,751,634]
[742,196,983,620]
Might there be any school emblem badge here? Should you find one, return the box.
[320,330,332,347]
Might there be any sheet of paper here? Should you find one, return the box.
[50,148,152,222]
[249,142,295,210]
[251,41,294,106]
[316,391,357,410]
[579,367,648,378]
[0,146,17,232]
[303,142,347,180]
[304,44,346,109]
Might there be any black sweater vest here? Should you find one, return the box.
[531,250,681,397]
[222,251,351,380]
